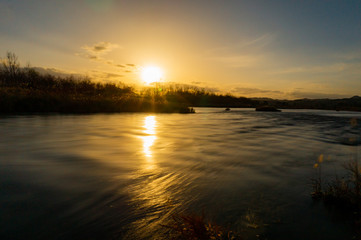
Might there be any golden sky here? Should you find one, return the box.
[1,0,361,99]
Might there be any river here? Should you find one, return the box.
[1,108,361,239]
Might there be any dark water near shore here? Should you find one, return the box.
[1,108,361,239]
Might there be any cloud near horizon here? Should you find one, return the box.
[228,86,354,100]
[287,91,351,100]
[30,67,125,83]
[272,63,348,75]
[87,70,125,83]
[31,67,83,78]
[231,87,283,95]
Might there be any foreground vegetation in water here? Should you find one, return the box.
[312,155,361,237]
[163,212,243,240]
[1,51,361,114]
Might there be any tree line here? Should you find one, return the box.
[1,52,360,113]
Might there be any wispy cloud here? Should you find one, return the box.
[31,67,126,83]
[82,41,119,56]
[77,41,119,62]
[229,86,351,99]
[206,33,274,68]
[31,67,82,78]
[206,33,275,55]
[77,41,139,74]
[231,87,283,95]
[272,49,361,76]
[272,63,348,75]
[104,72,124,78]
[190,81,203,85]
[332,50,361,63]
[89,70,125,82]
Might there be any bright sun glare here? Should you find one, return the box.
[141,66,163,85]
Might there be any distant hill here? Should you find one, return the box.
[263,96,361,112]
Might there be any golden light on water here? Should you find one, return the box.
[144,115,156,135]
[141,66,163,85]
[143,136,156,158]
[141,116,157,158]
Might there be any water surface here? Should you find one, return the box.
[1,108,361,239]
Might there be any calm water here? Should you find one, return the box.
[1,108,361,239]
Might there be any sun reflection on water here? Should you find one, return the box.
[143,136,156,158]
[126,114,200,239]
[144,116,156,135]
[141,116,157,159]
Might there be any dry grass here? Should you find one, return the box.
[163,212,242,240]
[311,154,324,199]
[311,155,361,238]
[322,159,361,209]
[312,156,361,205]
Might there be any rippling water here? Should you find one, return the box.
[1,108,361,239]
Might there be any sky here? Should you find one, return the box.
[0,0,360,99]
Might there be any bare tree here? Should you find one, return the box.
[1,52,20,84]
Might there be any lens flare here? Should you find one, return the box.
[141,66,163,85]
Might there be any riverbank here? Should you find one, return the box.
[1,52,361,114]
[0,86,195,114]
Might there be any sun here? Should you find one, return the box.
[141,66,163,85]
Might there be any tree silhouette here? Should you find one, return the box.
[0,52,20,85]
